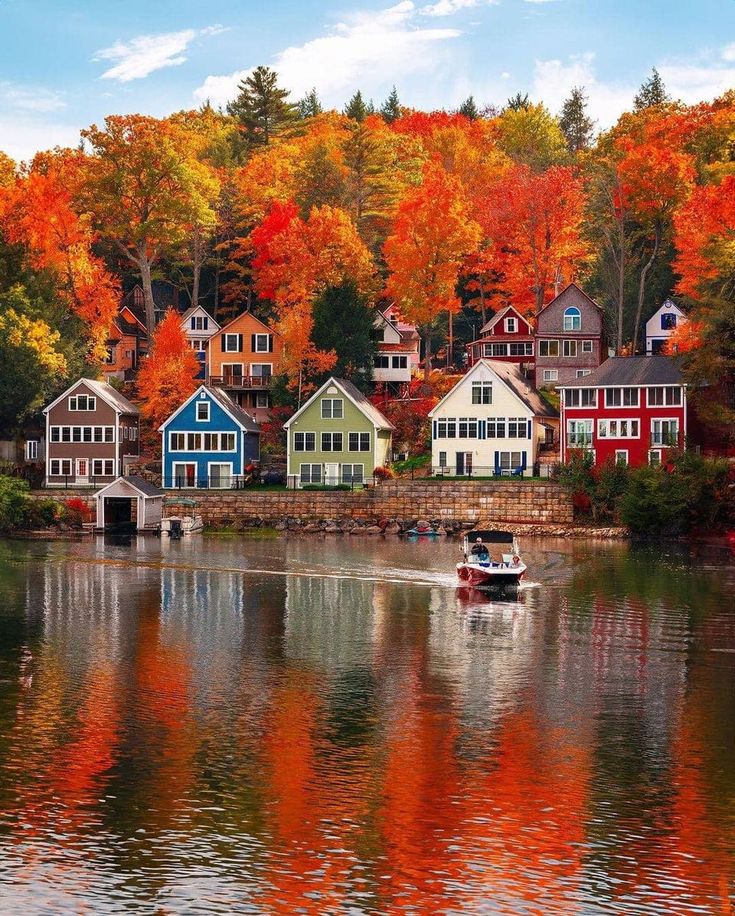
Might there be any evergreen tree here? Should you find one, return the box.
[504,92,531,112]
[226,66,298,145]
[559,86,595,153]
[298,88,323,119]
[380,86,401,124]
[311,281,377,391]
[634,68,670,110]
[344,90,369,122]
[458,96,479,120]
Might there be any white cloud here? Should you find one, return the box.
[659,60,735,104]
[422,0,497,17]
[94,25,228,82]
[0,119,80,164]
[0,82,65,113]
[194,1,462,106]
[533,52,634,128]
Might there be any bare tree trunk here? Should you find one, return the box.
[616,216,626,353]
[423,325,432,383]
[137,250,156,336]
[479,282,486,327]
[632,226,660,354]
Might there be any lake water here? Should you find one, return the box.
[0,534,733,914]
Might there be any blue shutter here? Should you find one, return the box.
[521,451,527,471]
[528,420,533,439]
[190,317,196,329]
[479,420,486,440]
[432,420,437,439]
[494,450,500,475]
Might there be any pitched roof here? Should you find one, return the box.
[559,356,685,388]
[430,359,557,418]
[284,377,395,431]
[123,475,163,497]
[44,378,139,415]
[216,310,279,336]
[479,305,530,335]
[159,385,259,432]
[205,386,261,433]
[537,282,603,316]
[180,304,219,327]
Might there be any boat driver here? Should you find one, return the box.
[471,537,490,562]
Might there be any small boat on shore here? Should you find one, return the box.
[456,529,527,590]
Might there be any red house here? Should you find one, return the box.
[466,306,535,368]
[559,356,687,467]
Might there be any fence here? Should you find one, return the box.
[161,474,382,491]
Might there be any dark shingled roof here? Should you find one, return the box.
[204,386,260,434]
[334,378,395,430]
[123,475,163,497]
[559,356,684,388]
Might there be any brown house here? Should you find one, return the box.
[534,284,607,389]
[44,379,140,486]
[103,305,149,382]
[207,311,283,423]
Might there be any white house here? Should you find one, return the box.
[180,305,220,378]
[646,299,686,355]
[428,359,558,477]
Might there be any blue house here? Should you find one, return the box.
[160,386,260,488]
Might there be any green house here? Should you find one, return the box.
[285,378,394,487]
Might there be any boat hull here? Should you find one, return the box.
[457,562,525,588]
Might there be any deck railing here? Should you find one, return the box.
[208,375,272,389]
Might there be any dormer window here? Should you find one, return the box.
[563,306,581,332]
[505,317,517,333]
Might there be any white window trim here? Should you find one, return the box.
[320,431,344,452]
[294,431,317,452]
[348,431,371,452]
[581,340,594,353]
[208,461,234,489]
[250,362,273,376]
[597,418,641,440]
[223,334,241,353]
[650,417,680,447]
[196,401,210,422]
[299,462,322,484]
[542,369,559,382]
[646,386,683,408]
[539,340,560,358]
[253,333,270,353]
[505,318,517,333]
[649,449,662,465]
[614,450,629,465]
[562,340,578,358]
[68,395,97,412]
[172,462,198,488]
[341,463,365,483]
[168,431,237,452]
[321,398,344,419]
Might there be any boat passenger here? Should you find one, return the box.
[471,537,489,562]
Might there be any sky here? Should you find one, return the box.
[1,0,734,161]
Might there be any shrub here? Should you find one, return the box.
[61,497,90,528]
[558,452,628,524]
[0,476,33,533]
[373,465,394,479]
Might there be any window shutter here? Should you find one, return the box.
[251,334,256,352]
[521,451,527,471]
[190,317,196,329]
[494,451,501,475]
[528,420,533,439]
[432,420,437,439]
[220,335,225,352]
[203,318,208,330]
[237,334,243,352]
[479,420,486,440]
[268,334,273,352]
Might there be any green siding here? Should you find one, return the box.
[288,389,390,481]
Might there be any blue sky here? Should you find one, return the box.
[1,0,734,161]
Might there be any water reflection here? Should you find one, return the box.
[0,536,732,913]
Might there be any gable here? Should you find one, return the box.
[119,305,147,332]
[537,285,602,334]
[46,380,118,423]
[163,389,240,432]
[430,362,534,418]
[480,306,533,337]
[182,306,219,332]
[217,310,278,337]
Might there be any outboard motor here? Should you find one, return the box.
[169,518,182,540]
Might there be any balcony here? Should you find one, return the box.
[209,375,272,390]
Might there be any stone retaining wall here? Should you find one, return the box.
[31,481,573,529]
[162,481,573,529]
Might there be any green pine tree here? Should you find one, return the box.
[311,281,377,391]
[634,67,670,110]
[226,65,298,145]
[298,88,323,119]
[380,86,401,124]
[504,92,531,112]
[344,90,369,122]
[559,86,595,153]
[458,96,479,120]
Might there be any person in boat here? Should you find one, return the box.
[470,537,490,562]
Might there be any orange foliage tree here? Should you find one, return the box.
[136,309,200,430]
[249,200,376,392]
[474,164,590,317]
[0,153,120,361]
[384,162,481,379]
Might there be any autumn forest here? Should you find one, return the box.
[0,65,734,433]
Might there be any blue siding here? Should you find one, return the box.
[161,390,259,488]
